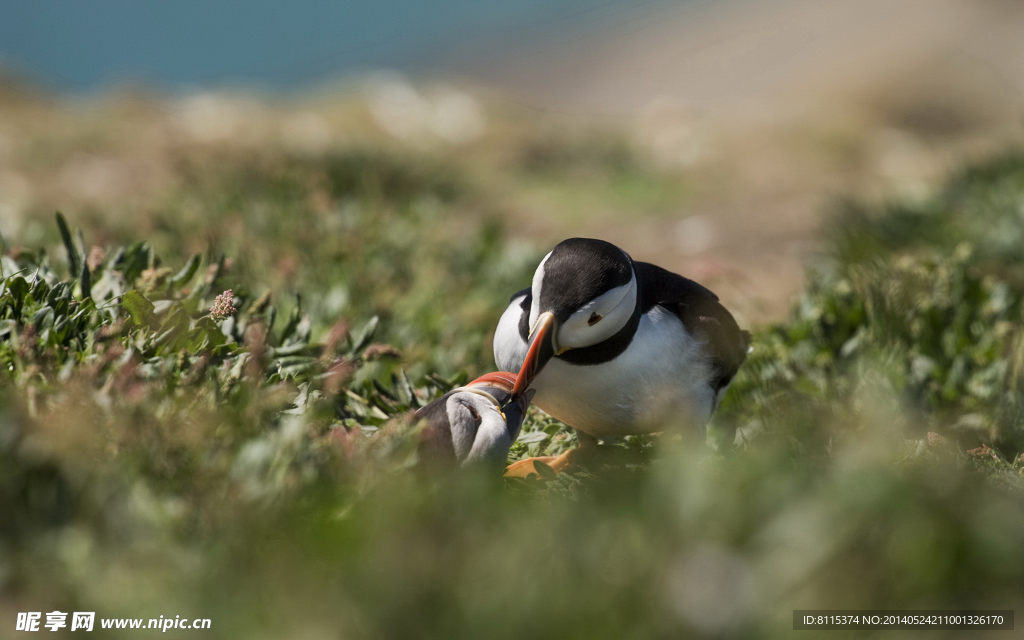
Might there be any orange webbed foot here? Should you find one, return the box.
[504,449,576,479]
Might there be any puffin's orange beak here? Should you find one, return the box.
[510,312,558,402]
[468,371,518,390]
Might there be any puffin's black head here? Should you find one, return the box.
[511,238,639,401]
[536,238,633,323]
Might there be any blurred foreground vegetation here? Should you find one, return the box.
[3,103,1024,638]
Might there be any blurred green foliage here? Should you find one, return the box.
[720,152,1024,459]
[49,147,541,378]
[3,145,1024,639]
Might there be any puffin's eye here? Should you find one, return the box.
[588,312,602,326]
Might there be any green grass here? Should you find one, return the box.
[4,140,1024,638]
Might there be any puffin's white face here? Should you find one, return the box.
[553,273,637,349]
[529,249,638,351]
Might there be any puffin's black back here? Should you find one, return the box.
[634,261,752,392]
[413,392,457,463]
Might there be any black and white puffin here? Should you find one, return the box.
[414,371,534,469]
[493,238,751,476]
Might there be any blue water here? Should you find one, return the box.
[0,0,680,92]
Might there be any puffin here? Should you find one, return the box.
[493,238,751,476]
[414,371,535,469]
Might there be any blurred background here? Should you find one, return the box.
[4,2,1024,639]
[4,0,1023,322]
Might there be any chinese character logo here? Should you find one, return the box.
[71,612,95,632]
[16,612,41,631]
[44,611,67,632]
[17,611,95,632]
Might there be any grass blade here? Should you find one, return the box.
[80,258,92,300]
[55,211,81,276]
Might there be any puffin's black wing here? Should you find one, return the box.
[634,261,751,393]
[509,286,532,304]
[510,286,532,343]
